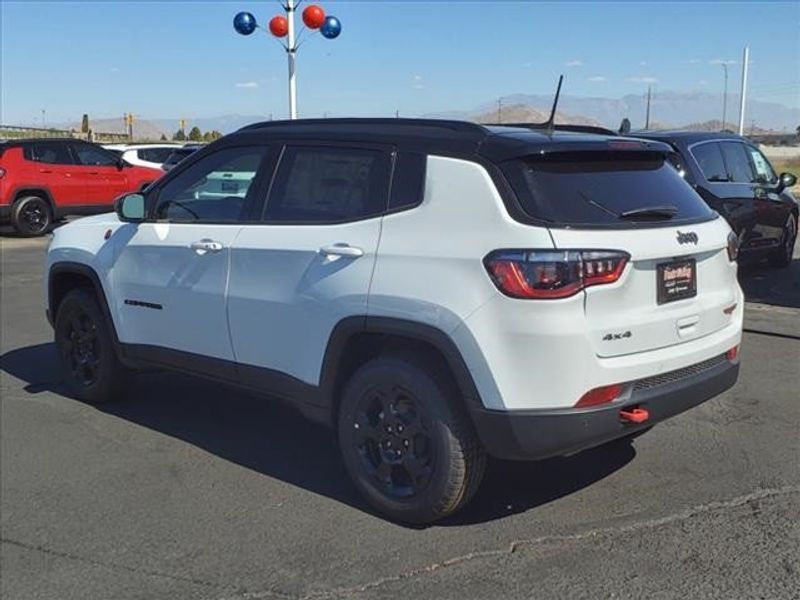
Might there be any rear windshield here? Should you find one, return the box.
[502,151,715,228]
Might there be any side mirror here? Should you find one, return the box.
[115,193,145,222]
[777,172,797,193]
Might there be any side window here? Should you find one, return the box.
[154,146,268,222]
[389,152,427,211]
[719,142,756,183]
[745,146,777,184]
[690,143,728,182]
[73,144,118,167]
[264,146,391,223]
[28,143,74,165]
[138,147,175,163]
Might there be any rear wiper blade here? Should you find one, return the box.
[619,205,678,219]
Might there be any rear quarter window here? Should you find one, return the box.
[502,150,716,228]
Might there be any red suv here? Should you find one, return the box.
[0,139,163,236]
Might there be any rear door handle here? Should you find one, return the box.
[38,168,53,174]
[191,239,224,254]
[319,244,364,258]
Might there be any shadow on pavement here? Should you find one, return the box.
[738,257,800,309]
[1,343,634,527]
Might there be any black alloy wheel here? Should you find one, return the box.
[338,355,486,524]
[54,289,130,403]
[352,382,436,499]
[12,196,52,236]
[61,311,102,387]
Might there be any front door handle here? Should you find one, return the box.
[191,239,224,254]
[319,243,364,258]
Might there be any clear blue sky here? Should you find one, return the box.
[1,0,798,125]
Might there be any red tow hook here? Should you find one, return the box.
[620,407,650,424]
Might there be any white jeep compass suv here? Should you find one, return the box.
[45,119,743,523]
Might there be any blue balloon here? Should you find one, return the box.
[233,12,257,36]
[320,15,341,39]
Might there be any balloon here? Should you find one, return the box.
[269,15,289,38]
[302,5,326,29]
[320,15,341,39]
[233,12,257,36]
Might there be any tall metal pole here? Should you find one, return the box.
[721,63,728,131]
[645,85,652,129]
[286,0,298,120]
[737,45,749,135]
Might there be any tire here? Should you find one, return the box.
[54,288,130,404]
[338,354,486,524]
[11,195,52,237]
[769,215,797,268]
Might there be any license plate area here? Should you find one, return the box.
[657,258,697,304]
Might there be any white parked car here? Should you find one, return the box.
[46,119,743,523]
[103,143,181,170]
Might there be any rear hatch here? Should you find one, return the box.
[501,145,739,358]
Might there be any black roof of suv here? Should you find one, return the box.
[232,118,672,162]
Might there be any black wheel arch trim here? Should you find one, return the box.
[9,185,56,212]
[319,315,485,416]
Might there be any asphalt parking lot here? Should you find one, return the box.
[1,232,799,600]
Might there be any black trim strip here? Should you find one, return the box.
[124,299,163,310]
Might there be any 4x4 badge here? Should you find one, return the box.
[603,331,632,341]
[676,231,699,245]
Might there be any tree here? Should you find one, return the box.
[210,130,223,141]
[202,131,213,142]
[173,129,186,141]
[188,126,203,142]
[796,125,800,139]
[160,133,168,141]
[81,114,89,134]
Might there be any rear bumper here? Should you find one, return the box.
[471,357,739,461]
[0,204,10,222]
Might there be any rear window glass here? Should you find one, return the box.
[502,151,715,227]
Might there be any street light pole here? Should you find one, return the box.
[737,45,749,136]
[286,0,298,120]
[721,63,728,131]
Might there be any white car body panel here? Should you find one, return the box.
[227,219,381,384]
[110,222,242,361]
[368,156,553,332]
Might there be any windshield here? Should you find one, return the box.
[502,151,716,228]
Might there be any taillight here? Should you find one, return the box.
[575,384,624,408]
[727,231,739,262]
[484,250,629,299]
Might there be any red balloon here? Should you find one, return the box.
[269,15,289,37]
[302,4,326,29]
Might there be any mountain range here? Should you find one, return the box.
[57,91,798,139]
[428,91,799,132]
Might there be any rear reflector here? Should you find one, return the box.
[485,250,629,299]
[0,167,6,178]
[726,345,739,362]
[575,384,623,408]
